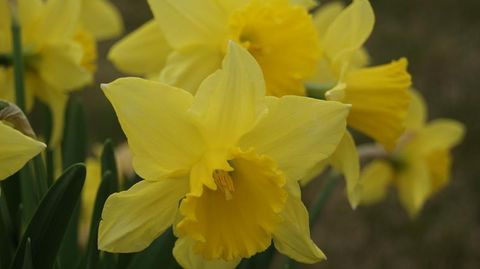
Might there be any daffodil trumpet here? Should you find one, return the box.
[99,42,350,268]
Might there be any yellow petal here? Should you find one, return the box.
[404,90,427,131]
[81,0,123,40]
[147,0,227,48]
[396,161,430,218]
[37,41,92,90]
[18,0,43,34]
[173,237,241,269]
[102,77,205,180]
[289,0,316,9]
[330,131,361,208]
[189,42,266,150]
[240,96,349,182]
[312,1,344,39]
[340,58,412,151]
[109,20,171,77]
[160,45,223,93]
[34,0,80,42]
[406,119,465,156]
[98,178,188,252]
[359,160,393,205]
[273,182,326,263]
[35,83,68,147]
[426,149,452,195]
[177,149,286,260]
[0,121,45,180]
[322,0,374,68]
[299,159,329,186]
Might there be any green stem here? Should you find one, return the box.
[308,172,340,227]
[284,171,340,269]
[11,9,26,111]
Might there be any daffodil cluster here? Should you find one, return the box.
[0,0,467,269]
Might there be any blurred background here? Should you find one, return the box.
[78,0,480,268]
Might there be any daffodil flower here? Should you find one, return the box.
[109,0,321,96]
[301,0,412,208]
[0,120,45,181]
[80,0,124,41]
[0,0,94,147]
[359,91,465,218]
[99,42,350,268]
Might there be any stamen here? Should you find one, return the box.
[213,170,235,200]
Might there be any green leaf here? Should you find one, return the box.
[22,238,33,269]
[100,139,119,193]
[0,187,16,268]
[80,170,116,269]
[59,98,88,268]
[62,97,87,169]
[127,229,180,269]
[9,164,86,269]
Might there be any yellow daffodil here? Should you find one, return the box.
[359,91,465,217]
[80,0,124,40]
[0,120,45,180]
[99,42,350,268]
[0,0,95,147]
[109,0,321,96]
[301,0,412,208]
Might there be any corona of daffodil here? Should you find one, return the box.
[0,120,45,180]
[99,42,350,268]
[359,91,465,217]
[0,0,95,146]
[301,0,411,208]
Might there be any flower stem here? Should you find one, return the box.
[308,171,340,227]
[10,6,26,111]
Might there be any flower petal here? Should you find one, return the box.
[102,77,205,180]
[406,119,465,156]
[147,0,227,48]
[340,58,412,151]
[160,45,223,93]
[240,96,349,182]
[273,182,326,263]
[98,179,188,252]
[330,131,361,208]
[322,0,374,67]
[81,0,124,40]
[35,82,68,147]
[404,90,427,131]
[396,161,430,218]
[312,1,344,39]
[34,0,80,42]
[189,41,266,150]
[37,41,92,90]
[359,160,393,205]
[0,121,45,180]
[108,20,171,77]
[173,237,241,269]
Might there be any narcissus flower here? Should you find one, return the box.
[0,120,45,180]
[302,0,411,208]
[109,0,321,96]
[99,42,349,268]
[80,0,124,40]
[359,91,465,217]
[0,0,95,146]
